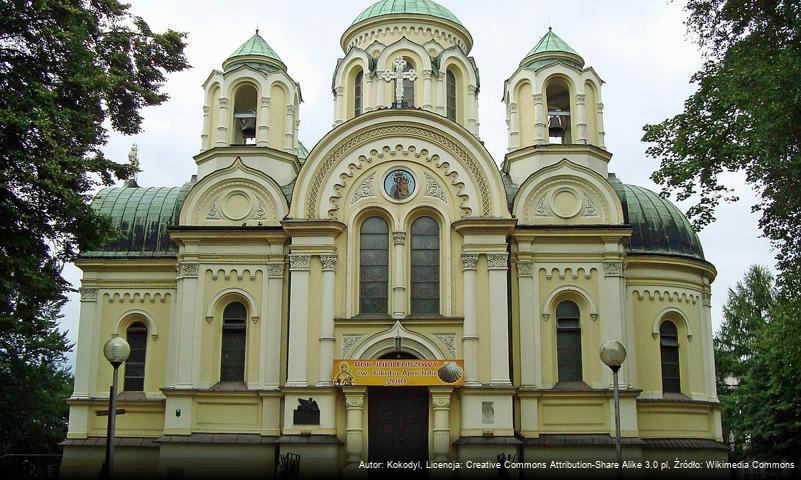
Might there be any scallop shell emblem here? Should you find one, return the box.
[437,362,464,383]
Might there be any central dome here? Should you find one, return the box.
[351,0,462,27]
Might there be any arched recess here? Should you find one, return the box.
[205,288,260,324]
[543,74,576,144]
[652,307,693,339]
[231,81,259,145]
[269,82,287,148]
[584,80,599,145]
[512,158,624,225]
[515,81,534,147]
[113,309,158,340]
[289,109,509,220]
[350,321,448,359]
[542,285,598,322]
[180,158,289,226]
[206,83,221,145]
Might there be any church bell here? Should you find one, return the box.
[234,109,257,144]
[547,108,568,140]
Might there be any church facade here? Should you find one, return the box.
[61,1,727,477]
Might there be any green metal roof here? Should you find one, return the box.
[296,140,309,162]
[526,28,578,57]
[81,183,193,258]
[224,32,283,72]
[608,175,705,260]
[352,0,462,26]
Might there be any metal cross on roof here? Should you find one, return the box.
[380,56,418,108]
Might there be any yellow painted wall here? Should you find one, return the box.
[269,83,287,148]
[516,81,534,146]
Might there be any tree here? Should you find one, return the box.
[641,0,801,287]
[0,0,189,465]
[0,0,190,327]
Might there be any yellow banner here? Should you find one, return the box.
[333,359,465,387]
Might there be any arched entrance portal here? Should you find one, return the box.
[368,352,429,464]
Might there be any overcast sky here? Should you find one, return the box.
[58,0,776,367]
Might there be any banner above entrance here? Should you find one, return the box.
[333,359,464,387]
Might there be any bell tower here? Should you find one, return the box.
[502,29,609,185]
[200,30,301,155]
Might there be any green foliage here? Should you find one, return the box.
[0,300,72,456]
[0,0,190,326]
[715,265,801,462]
[641,0,801,284]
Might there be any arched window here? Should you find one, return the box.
[546,79,572,144]
[410,216,439,314]
[402,57,415,108]
[556,300,582,382]
[660,321,681,393]
[124,322,147,391]
[232,83,258,145]
[446,69,457,121]
[221,302,247,382]
[354,70,363,117]
[360,217,389,314]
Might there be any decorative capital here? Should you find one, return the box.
[532,93,543,103]
[79,287,98,302]
[468,84,478,95]
[320,255,338,272]
[603,261,623,277]
[218,97,228,107]
[487,253,508,270]
[460,254,478,271]
[702,291,712,307]
[517,261,533,277]
[177,262,199,278]
[334,86,345,96]
[286,104,296,114]
[289,254,311,272]
[432,395,451,408]
[260,96,270,107]
[575,93,586,104]
[202,105,210,114]
[267,263,285,278]
[422,69,433,79]
[392,231,406,246]
[345,395,364,408]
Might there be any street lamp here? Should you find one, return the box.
[103,336,130,479]
[600,340,627,478]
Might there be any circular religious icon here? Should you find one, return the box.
[384,169,416,201]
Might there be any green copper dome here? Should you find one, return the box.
[522,28,584,69]
[608,175,705,261]
[81,183,193,258]
[352,0,462,26]
[223,32,284,72]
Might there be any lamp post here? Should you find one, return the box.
[102,337,130,479]
[600,340,627,478]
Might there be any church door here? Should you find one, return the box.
[368,386,429,464]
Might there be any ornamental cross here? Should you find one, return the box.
[380,56,417,108]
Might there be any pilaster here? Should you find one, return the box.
[318,255,338,386]
[461,254,479,386]
[392,231,407,319]
[286,254,311,387]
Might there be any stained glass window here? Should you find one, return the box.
[556,300,582,382]
[360,217,389,314]
[410,217,440,314]
[221,302,246,382]
[354,70,363,117]
[660,321,681,393]
[446,70,457,121]
[124,322,147,391]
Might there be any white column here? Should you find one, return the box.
[461,254,479,386]
[596,102,606,149]
[200,105,210,152]
[286,254,310,387]
[508,102,519,151]
[392,232,406,319]
[517,261,541,387]
[333,86,345,127]
[575,93,588,144]
[474,89,481,138]
[263,263,284,388]
[701,287,718,401]
[435,75,446,115]
[364,75,374,112]
[174,262,199,388]
[376,77,386,109]
[215,97,229,147]
[344,387,366,468]
[257,96,270,147]
[487,253,511,386]
[533,93,547,145]
[430,387,453,461]
[422,70,433,111]
[284,104,295,153]
[467,85,478,134]
[318,255,337,386]
[72,288,99,398]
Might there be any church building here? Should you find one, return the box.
[61,1,727,477]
